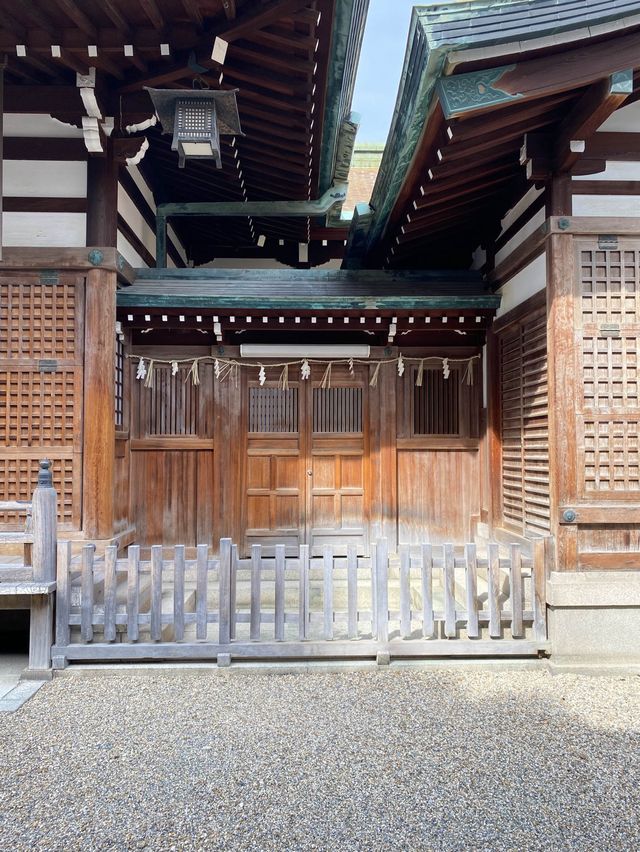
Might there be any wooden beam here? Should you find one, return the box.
[0,61,4,262]
[222,0,237,20]
[205,0,311,42]
[101,0,132,35]
[585,131,640,160]
[554,73,632,173]
[439,33,640,118]
[3,197,87,213]
[139,0,165,31]
[52,0,98,38]
[180,0,204,29]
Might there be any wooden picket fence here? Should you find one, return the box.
[51,537,551,667]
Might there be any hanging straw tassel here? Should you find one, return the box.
[462,358,475,386]
[143,359,155,388]
[415,359,424,387]
[278,364,289,390]
[258,364,266,386]
[301,358,311,380]
[442,357,450,380]
[186,359,200,386]
[171,360,179,377]
[320,362,332,388]
[369,361,382,388]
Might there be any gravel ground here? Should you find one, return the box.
[0,666,639,851]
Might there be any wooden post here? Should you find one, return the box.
[86,137,118,247]
[0,59,5,262]
[546,232,578,570]
[28,460,58,674]
[82,267,116,539]
[375,538,389,643]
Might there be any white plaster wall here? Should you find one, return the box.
[495,252,546,319]
[117,184,156,258]
[3,160,87,197]
[572,195,640,216]
[117,230,147,268]
[495,207,546,267]
[598,100,640,132]
[3,113,83,138]
[3,213,86,247]
[498,185,544,236]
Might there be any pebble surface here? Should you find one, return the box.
[1,667,639,851]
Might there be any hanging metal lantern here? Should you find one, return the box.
[144,87,243,168]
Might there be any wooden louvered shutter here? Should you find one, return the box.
[499,307,550,536]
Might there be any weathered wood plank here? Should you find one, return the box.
[298,544,309,641]
[375,539,389,643]
[55,540,71,646]
[444,543,456,638]
[127,545,140,642]
[532,538,547,641]
[370,542,378,637]
[250,544,261,641]
[103,545,118,643]
[196,543,208,641]
[218,538,232,645]
[274,543,285,641]
[399,544,411,639]
[421,543,434,638]
[323,545,333,641]
[465,543,479,639]
[510,543,524,638]
[488,543,501,638]
[346,543,358,640]
[80,545,95,643]
[230,544,238,641]
[173,545,185,642]
[53,638,550,662]
[150,545,163,642]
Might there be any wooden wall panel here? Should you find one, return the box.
[0,272,83,530]
[397,449,480,544]
[130,450,215,546]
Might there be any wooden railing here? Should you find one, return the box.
[52,537,551,667]
[0,460,58,674]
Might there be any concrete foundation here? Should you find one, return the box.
[548,571,640,665]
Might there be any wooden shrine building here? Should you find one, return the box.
[1,0,640,668]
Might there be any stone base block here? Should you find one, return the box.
[548,571,640,664]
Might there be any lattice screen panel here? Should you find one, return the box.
[0,274,83,530]
[0,369,78,446]
[249,388,299,433]
[0,277,79,360]
[313,387,362,433]
[578,239,640,496]
[413,368,460,436]
[0,455,77,528]
[147,365,200,436]
[583,419,640,492]
[580,247,640,325]
[499,309,550,536]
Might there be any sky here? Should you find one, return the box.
[351,0,420,143]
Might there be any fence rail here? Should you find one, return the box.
[52,537,551,667]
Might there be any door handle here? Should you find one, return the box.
[307,469,313,476]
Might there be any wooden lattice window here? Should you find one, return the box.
[312,387,362,433]
[147,364,200,436]
[249,388,298,433]
[115,335,124,429]
[413,368,460,435]
[499,309,550,536]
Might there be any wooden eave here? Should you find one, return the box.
[1,0,365,268]
[355,2,640,270]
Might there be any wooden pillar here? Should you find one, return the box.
[0,59,5,261]
[546,232,577,570]
[83,267,116,539]
[369,357,397,549]
[485,329,502,530]
[86,139,118,247]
